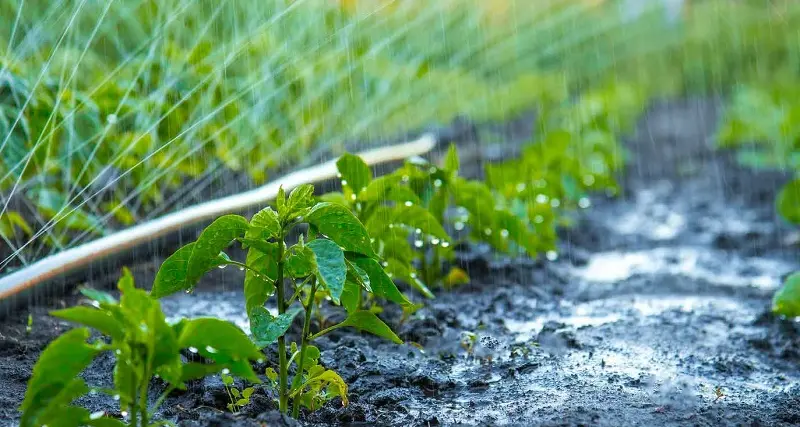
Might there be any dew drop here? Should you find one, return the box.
[90,411,105,420]
[454,221,465,231]
[430,238,441,245]
[188,346,198,354]
[516,182,526,192]
[350,194,357,201]
[433,179,443,188]
[550,199,561,208]
[500,229,509,238]
[205,345,218,354]
[429,167,437,173]
[113,394,121,401]
[535,194,549,204]
[415,228,422,235]
[414,240,424,248]
[238,266,245,271]
[404,201,413,206]
[583,175,596,186]
[410,272,417,279]
[91,300,100,308]
[341,179,348,186]
[115,349,122,355]
[578,197,591,209]
[257,358,264,364]
[534,215,544,224]
[546,251,558,261]
[222,368,230,375]
[484,228,492,236]
[217,264,227,269]
[382,261,389,267]
[441,241,450,248]
[121,411,128,418]
[388,224,394,228]
[106,114,118,125]
[401,175,410,182]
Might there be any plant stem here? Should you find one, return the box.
[139,369,150,427]
[308,322,344,341]
[130,377,138,427]
[292,278,317,418]
[275,233,289,414]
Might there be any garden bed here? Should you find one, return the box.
[2,98,800,426]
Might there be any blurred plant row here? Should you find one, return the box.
[1,0,799,271]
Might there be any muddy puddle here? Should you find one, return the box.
[2,98,800,426]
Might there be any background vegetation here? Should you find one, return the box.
[0,0,798,271]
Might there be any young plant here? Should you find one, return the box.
[151,184,407,417]
[715,83,800,315]
[19,268,263,427]
[322,146,536,291]
[221,372,255,413]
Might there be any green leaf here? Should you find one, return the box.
[247,207,280,240]
[290,369,349,406]
[777,179,800,224]
[336,153,372,194]
[308,239,346,303]
[384,259,434,299]
[340,278,361,314]
[20,328,99,426]
[306,203,376,257]
[346,259,371,292]
[79,288,117,305]
[389,205,449,240]
[773,272,800,317]
[151,243,196,298]
[187,215,249,284]
[319,192,351,207]
[178,318,263,383]
[50,307,124,340]
[286,244,317,278]
[280,184,316,222]
[244,244,278,312]
[359,175,401,202]
[249,307,303,348]
[336,311,402,344]
[349,255,411,307]
[443,143,459,173]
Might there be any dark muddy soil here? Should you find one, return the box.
[2,98,800,426]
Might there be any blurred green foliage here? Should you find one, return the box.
[1,0,799,268]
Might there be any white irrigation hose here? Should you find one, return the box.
[0,134,438,310]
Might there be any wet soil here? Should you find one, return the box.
[2,98,800,426]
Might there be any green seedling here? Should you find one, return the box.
[322,146,537,293]
[716,84,800,314]
[25,313,32,334]
[151,184,406,417]
[221,372,255,413]
[19,268,263,427]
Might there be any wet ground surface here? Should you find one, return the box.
[2,98,800,426]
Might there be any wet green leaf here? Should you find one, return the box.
[335,311,402,344]
[308,239,346,303]
[249,306,303,348]
[281,184,316,222]
[349,255,411,307]
[244,243,278,312]
[187,215,249,283]
[286,244,317,278]
[79,288,117,305]
[389,205,449,240]
[178,318,263,383]
[337,153,372,194]
[340,278,361,314]
[20,328,99,427]
[50,307,124,340]
[247,207,281,240]
[306,202,376,257]
[151,242,196,298]
[773,272,800,317]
